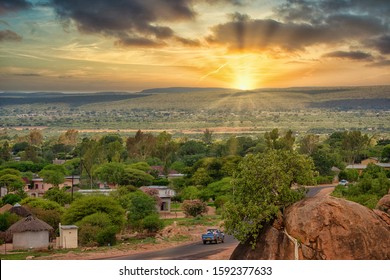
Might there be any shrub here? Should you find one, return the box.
[77,212,119,246]
[182,199,208,217]
[142,214,164,233]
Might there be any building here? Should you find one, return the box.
[57,223,78,249]
[141,186,176,212]
[7,215,53,250]
[24,175,80,197]
[346,161,390,175]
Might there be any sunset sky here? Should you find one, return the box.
[1,0,389,91]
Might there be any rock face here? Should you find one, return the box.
[376,194,390,214]
[230,196,390,260]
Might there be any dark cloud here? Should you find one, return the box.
[0,29,22,42]
[367,35,390,55]
[368,59,390,67]
[323,51,373,61]
[206,13,386,52]
[14,73,41,76]
[275,0,390,24]
[49,0,236,48]
[114,36,165,48]
[0,0,32,15]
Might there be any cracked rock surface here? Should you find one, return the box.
[230,196,390,260]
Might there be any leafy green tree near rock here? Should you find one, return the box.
[223,149,315,246]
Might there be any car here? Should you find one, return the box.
[339,179,349,186]
[201,229,225,244]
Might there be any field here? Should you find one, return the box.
[1,86,389,138]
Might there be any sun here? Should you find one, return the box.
[231,54,260,90]
[235,75,255,90]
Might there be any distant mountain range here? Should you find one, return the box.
[1,85,389,111]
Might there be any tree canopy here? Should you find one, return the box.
[223,149,315,246]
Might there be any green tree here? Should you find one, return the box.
[0,174,25,193]
[77,212,118,246]
[43,187,78,206]
[342,131,370,164]
[1,193,23,205]
[38,164,67,187]
[202,129,213,145]
[299,134,319,155]
[154,131,177,175]
[0,212,20,231]
[121,167,154,187]
[223,149,315,246]
[0,141,11,161]
[93,162,125,185]
[381,144,390,162]
[126,191,158,230]
[21,197,64,232]
[62,195,125,228]
[180,186,201,200]
[126,130,156,160]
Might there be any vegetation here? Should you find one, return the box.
[182,199,208,217]
[332,164,390,209]
[223,149,315,246]
[0,98,390,250]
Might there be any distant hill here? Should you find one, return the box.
[1,85,389,111]
[139,87,229,94]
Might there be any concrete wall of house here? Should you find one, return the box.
[59,228,78,249]
[160,198,171,212]
[13,231,49,250]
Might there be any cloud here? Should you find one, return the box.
[49,0,236,48]
[206,13,386,52]
[0,0,32,15]
[368,59,390,67]
[366,35,390,55]
[323,51,373,61]
[275,0,390,24]
[0,29,22,42]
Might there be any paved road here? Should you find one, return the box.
[306,185,335,197]
[104,234,238,260]
[103,185,333,260]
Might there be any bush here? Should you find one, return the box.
[315,175,334,184]
[142,214,164,233]
[182,199,208,217]
[1,193,22,205]
[0,212,20,231]
[77,212,119,246]
[339,169,359,182]
[214,195,230,209]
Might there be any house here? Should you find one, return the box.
[150,166,185,178]
[141,186,176,212]
[345,164,367,175]
[57,223,78,249]
[346,161,390,175]
[9,203,32,217]
[7,215,53,250]
[24,175,80,197]
[361,157,379,165]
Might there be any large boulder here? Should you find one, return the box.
[230,196,390,260]
[376,194,390,214]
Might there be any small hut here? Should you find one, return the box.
[8,215,53,250]
[9,203,32,217]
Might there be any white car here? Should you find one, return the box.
[339,179,348,186]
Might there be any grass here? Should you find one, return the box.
[162,214,222,227]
